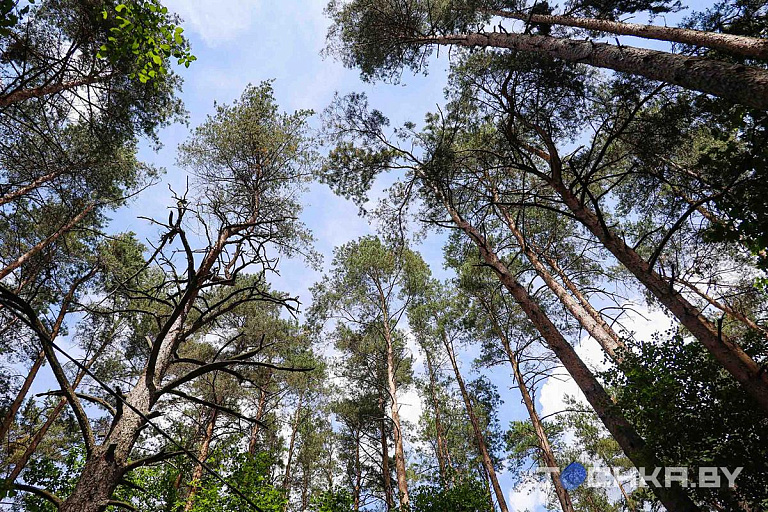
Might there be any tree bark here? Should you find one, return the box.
[481,298,575,512]
[378,394,394,511]
[414,32,768,109]
[422,177,700,511]
[544,174,768,413]
[0,351,45,443]
[493,196,626,362]
[442,331,511,512]
[488,9,768,60]
[382,326,410,508]
[184,408,219,512]
[248,371,273,455]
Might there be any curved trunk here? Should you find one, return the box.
[488,9,768,60]
[383,328,410,507]
[422,177,700,511]
[415,33,768,109]
[442,332,510,512]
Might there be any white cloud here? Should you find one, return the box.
[164,0,262,46]
[508,480,547,512]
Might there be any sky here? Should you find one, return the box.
[30,1,709,510]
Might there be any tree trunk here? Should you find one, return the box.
[415,32,768,109]
[545,176,768,412]
[353,428,362,511]
[442,332,511,512]
[379,394,394,511]
[493,197,626,362]
[184,408,219,512]
[424,180,700,511]
[482,299,575,512]
[488,9,768,59]
[0,203,96,281]
[59,228,229,512]
[248,371,272,455]
[0,351,45,443]
[283,391,305,490]
[383,327,410,508]
[423,347,451,482]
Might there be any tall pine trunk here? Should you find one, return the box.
[378,394,394,511]
[544,174,768,412]
[423,347,451,482]
[184,408,219,512]
[415,32,768,109]
[283,391,306,490]
[493,196,625,362]
[488,9,768,59]
[442,331,510,512]
[481,297,575,512]
[0,351,45,442]
[420,175,700,511]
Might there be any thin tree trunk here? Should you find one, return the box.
[7,337,110,482]
[0,351,45,443]
[0,203,96,281]
[248,371,272,455]
[0,75,109,108]
[481,298,575,512]
[423,347,451,482]
[544,175,768,412]
[283,391,305,490]
[414,32,768,109]
[353,429,362,511]
[184,408,219,512]
[442,331,511,512]
[379,394,394,511]
[493,196,626,362]
[487,9,768,59]
[423,179,700,511]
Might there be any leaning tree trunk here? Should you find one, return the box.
[59,227,228,512]
[421,175,700,511]
[184,408,219,512]
[248,370,273,455]
[0,351,45,442]
[487,9,768,60]
[482,299,575,512]
[492,196,626,362]
[543,174,768,413]
[415,32,768,109]
[442,332,511,512]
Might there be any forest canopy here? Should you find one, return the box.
[0,0,766,511]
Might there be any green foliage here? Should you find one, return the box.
[98,0,195,83]
[309,489,354,512]
[603,331,768,509]
[405,480,493,512]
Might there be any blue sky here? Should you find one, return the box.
[64,1,708,509]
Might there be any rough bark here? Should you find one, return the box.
[442,332,510,512]
[184,408,219,512]
[248,371,273,455]
[423,178,700,511]
[0,75,108,108]
[545,176,768,413]
[482,299,575,512]
[415,32,768,109]
[488,9,768,60]
[493,197,626,362]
